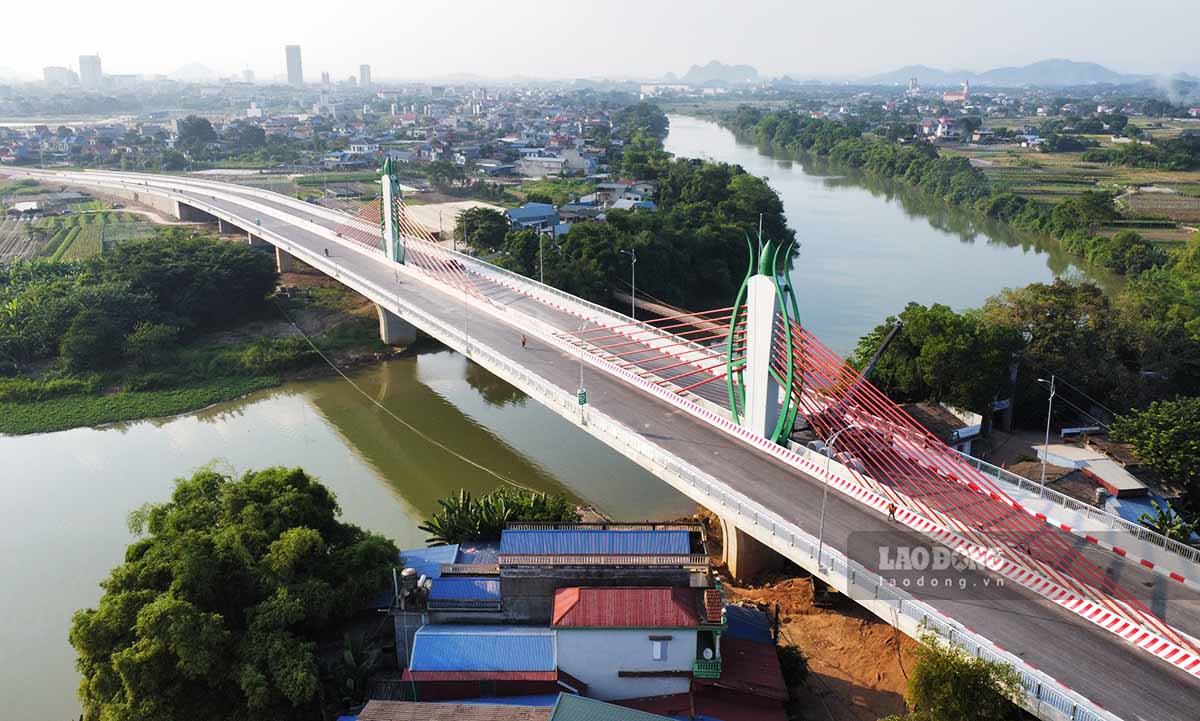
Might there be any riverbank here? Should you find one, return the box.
[0,271,401,435]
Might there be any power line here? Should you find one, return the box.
[271,296,538,494]
[1020,357,1119,419]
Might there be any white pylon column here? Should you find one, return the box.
[743,274,781,439]
[381,170,400,263]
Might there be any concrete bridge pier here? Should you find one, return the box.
[376,304,417,346]
[218,218,241,234]
[248,233,269,247]
[720,515,784,581]
[275,246,302,273]
[176,202,216,223]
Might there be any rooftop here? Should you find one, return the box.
[552,587,702,629]
[358,700,551,721]
[410,626,556,673]
[500,529,691,557]
[550,694,672,721]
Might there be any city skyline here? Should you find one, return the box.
[1,0,1198,82]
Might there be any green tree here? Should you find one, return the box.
[177,115,217,154]
[982,280,1135,423]
[882,633,1023,721]
[1111,397,1200,501]
[59,308,125,371]
[69,467,398,721]
[160,149,189,171]
[1136,499,1198,542]
[454,207,509,252]
[853,303,1020,414]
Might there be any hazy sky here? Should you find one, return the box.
[3,0,1198,81]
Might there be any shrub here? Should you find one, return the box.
[125,321,180,367]
[0,375,100,402]
[59,309,125,371]
[419,487,580,545]
[237,336,316,373]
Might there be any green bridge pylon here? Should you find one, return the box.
[725,231,801,445]
[379,156,406,264]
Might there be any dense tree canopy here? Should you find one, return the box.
[498,158,794,309]
[453,207,509,252]
[176,115,218,155]
[1112,397,1200,503]
[70,467,398,721]
[0,231,277,371]
[852,303,1020,414]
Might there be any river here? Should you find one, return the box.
[0,349,693,720]
[664,114,1120,355]
[3,115,1122,720]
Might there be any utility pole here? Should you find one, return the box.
[1038,375,1056,485]
[620,247,637,319]
[817,425,857,571]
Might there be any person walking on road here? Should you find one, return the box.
[521,334,527,349]
[887,503,897,522]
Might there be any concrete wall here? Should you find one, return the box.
[556,628,695,700]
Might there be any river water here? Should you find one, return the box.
[0,350,692,720]
[3,115,1120,720]
[664,114,1119,355]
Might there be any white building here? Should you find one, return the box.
[551,587,724,701]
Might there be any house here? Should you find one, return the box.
[401,626,583,700]
[610,198,656,212]
[552,586,724,700]
[593,183,631,205]
[506,203,560,232]
[349,142,380,154]
[518,155,568,177]
[384,523,786,717]
[899,403,983,454]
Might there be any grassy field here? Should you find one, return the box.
[0,376,280,435]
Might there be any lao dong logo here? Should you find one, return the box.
[878,544,982,572]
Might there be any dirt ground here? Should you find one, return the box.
[691,511,918,721]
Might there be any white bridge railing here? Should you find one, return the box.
[956,450,1200,564]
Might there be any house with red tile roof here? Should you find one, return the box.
[552,586,726,701]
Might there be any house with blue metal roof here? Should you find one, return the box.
[505,203,560,232]
[499,529,692,557]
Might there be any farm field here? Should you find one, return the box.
[26,211,155,262]
[942,142,1200,232]
[0,217,44,261]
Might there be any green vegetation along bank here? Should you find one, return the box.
[0,229,388,434]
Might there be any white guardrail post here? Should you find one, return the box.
[22,170,1127,721]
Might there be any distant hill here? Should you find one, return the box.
[680,60,758,86]
[864,64,972,86]
[863,59,1148,87]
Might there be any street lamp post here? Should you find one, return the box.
[816,425,858,571]
[620,247,637,318]
[1038,375,1056,485]
[577,322,587,424]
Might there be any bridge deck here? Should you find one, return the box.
[29,171,1200,721]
